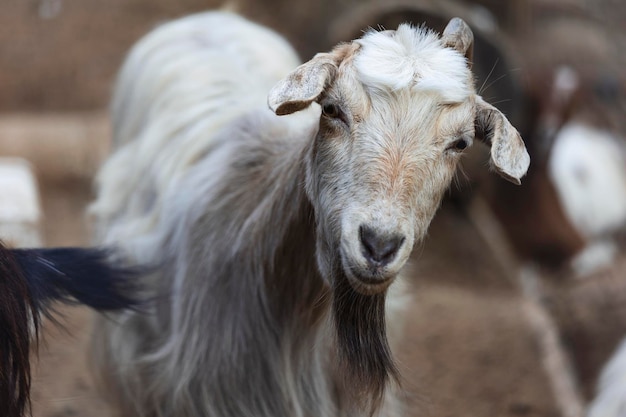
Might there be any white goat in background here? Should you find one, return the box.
[90,11,529,417]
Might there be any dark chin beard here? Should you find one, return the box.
[332,271,398,413]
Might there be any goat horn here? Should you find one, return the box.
[442,17,474,65]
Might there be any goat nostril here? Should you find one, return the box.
[359,225,405,266]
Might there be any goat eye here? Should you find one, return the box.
[449,138,469,152]
[322,103,341,119]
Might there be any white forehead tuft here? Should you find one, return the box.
[354,24,472,102]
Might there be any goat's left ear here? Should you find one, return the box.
[475,97,530,185]
[268,52,338,116]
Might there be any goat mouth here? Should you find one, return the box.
[343,263,395,295]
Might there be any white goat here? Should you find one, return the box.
[90,11,529,417]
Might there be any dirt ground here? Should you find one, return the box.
[1,0,626,416]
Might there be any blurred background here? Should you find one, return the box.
[1,0,625,416]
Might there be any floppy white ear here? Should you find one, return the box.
[475,96,531,184]
[268,53,337,116]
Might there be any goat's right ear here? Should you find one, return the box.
[268,53,337,116]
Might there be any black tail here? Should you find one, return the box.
[13,247,141,312]
[0,243,35,417]
[0,243,141,417]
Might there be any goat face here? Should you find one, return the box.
[269,19,530,295]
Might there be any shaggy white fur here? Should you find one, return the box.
[355,24,471,102]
